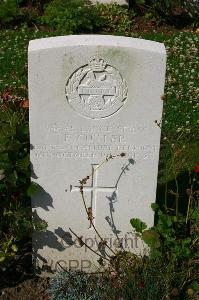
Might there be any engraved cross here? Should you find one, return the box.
[70,164,117,224]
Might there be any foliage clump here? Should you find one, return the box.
[41,0,105,34]
[49,270,112,300]
[0,97,46,269]
[129,170,199,299]
[129,0,199,27]
[0,0,40,27]
[0,0,21,25]
[95,3,135,35]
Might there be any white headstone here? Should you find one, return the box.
[29,35,166,273]
[91,0,127,4]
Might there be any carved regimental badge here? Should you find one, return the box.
[65,56,128,119]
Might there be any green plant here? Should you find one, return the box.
[0,0,22,25]
[145,0,199,26]
[150,0,181,17]
[22,0,52,12]
[121,259,186,299]
[184,0,199,26]
[96,3,135,35]
[130,169,199,298]
[19,6,40,26]
[49,270,112,300]
[0,96,46,268]
[128,0,146,9]
[41,0,104,34]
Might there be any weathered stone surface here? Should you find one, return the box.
[91,0,127,4]
[29,35,166,273]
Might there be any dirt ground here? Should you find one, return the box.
[0,240,50,300]
[0,278,50,300]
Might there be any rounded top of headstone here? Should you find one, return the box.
[28,35,166,55]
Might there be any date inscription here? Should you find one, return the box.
[32,124,158,160]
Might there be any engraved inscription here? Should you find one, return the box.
[65,56,127,119]
[33,124,158,161]
[34,144,158,160]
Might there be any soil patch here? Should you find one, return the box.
[0,240,50,300]
[0,278,50,300]
[131,16,194,34]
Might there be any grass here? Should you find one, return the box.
[0,27,198,183]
